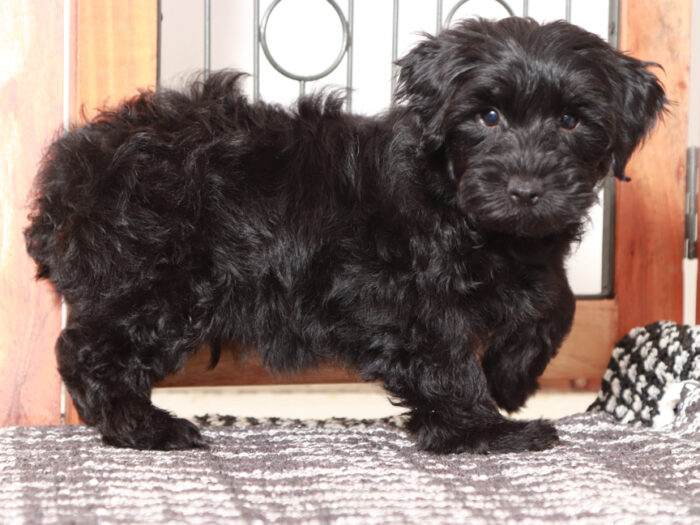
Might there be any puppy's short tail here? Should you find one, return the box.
[25,69,251,296]
[25,201,55,281]
[24,133,86,287]
[24,123,115,296]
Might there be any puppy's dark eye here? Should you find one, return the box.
[559,114,579,130]
[480,109,501,127]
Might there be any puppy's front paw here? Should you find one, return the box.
[488,419,559,453]
[150,416,209,451]
[101,404,208,450]
[409,410,559,454]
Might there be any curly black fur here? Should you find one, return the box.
[25,18,666,453]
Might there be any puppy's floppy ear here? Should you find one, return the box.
[608,57,668,180]
[394,26,479,152]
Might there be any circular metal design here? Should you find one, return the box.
[444,0,516,27]
[259,0,350,83]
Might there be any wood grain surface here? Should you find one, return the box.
[72,0,158,122]
[615,0,690,337]
[156,346,357,389]
[0,0,65,426]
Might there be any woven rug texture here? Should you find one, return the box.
[1,382,699,525]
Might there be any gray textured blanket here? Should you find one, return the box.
[1,382,699,525]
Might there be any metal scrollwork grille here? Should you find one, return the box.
[159,0,620,298]
[258,0,351,97]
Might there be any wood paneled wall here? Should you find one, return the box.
[71,1,158,122]
[615,0,690,337]
[0,1,65,426]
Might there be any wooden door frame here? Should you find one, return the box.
[615,0,688,337]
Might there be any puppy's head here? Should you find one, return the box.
[395,17,667,237]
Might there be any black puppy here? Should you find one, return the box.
[26,17,666,453]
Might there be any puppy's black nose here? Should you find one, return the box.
[508,180,542,206]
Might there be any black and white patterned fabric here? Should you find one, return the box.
[588,321,700,427]
[194,414,404,429]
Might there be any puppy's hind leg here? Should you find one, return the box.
[382,355,559,454]
[57,316,206,450]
